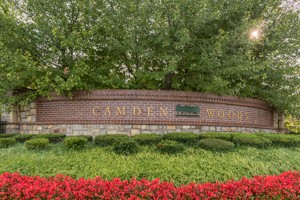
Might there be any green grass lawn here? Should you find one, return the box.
[1,143,300,185]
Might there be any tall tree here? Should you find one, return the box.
[0,0,299,115]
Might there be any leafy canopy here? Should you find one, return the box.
[0,0,299,115]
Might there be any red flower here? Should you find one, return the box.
[0,171,300,199]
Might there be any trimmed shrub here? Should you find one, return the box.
[198,139,235,151]
[131,134,163,145]
[70,135,93,143]
[25,138,49,150]
[233,134,272,148]
[64,137,88,149]
[163,132,198,146]
[0,133,18,138]
[0,138,17,148]
[14,134,35,143]
[258,133,300,147]
[112,138,140,155]
[94,134,129,147]
[199,132,236,142]
[32,134,66,143]
[157,140,185,154]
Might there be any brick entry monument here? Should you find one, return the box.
[6,90,284,135]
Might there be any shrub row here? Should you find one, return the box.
[1,171,300,199]
[13,133,66,143]
[257,133,300,147]
[1,132,300,151]
[0,133,18,138]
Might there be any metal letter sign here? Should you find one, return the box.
[176,105,200,117]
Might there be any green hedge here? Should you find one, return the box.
[25,138,49,150]
[233,134,272,148]
[33,134,66,143]
[198,139,235,151]
[157,140,185,154]
[94,134,129,147]
[14,134,36,143]
[0,133,18,138]
[258,133,300,147]
[131,134,163,145]
[64,137,88,149]
[0,138,17,148]
[112,138,140,155]
[199,132,235,142]
[163,132,198,145]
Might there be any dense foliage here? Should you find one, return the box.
[112,138,140,155]
[0,138,16,148]
[131,134,163,145]
[258,133,300,147]
[157,140,185,154]
[0,133,18,138]
[0,0,299,114]
[33,133,66,143]
[163,132,198,146]
[13,134,35,143]
[198,132,236,141]
[233,134,272,148]
[198,138,235,151]
[94,134,129,146]
[24,138,49,150]
[285,115,300,133]
[1,171,300,199]
[64,136,88,149]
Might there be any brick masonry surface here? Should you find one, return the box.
[6,90,283,135]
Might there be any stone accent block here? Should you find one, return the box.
[167,125,176,130]
[130,129,141,136]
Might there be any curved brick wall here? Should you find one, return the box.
[6,90,282,135]
[36,90,274,128]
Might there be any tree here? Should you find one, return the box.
[0,0,299,115]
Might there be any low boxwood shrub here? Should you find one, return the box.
[25,138,49,150]
[156,140,185,154]
[0,138,17,148]
[32,134,66,143]
[198,132,235,142]
[131,134,163,145]
[198,139,235,151]
[258,133,300,147]
[163,132,198,146]
[64,137,88,149]
[233,134,272,148]
[0,133,18,138]
[68,135,93,143]
[112,138,140,155]
[94,134,129,147]
[14,134,36,143]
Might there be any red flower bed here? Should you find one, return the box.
[0,171,300,199]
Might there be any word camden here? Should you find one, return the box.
[92,106,168,116]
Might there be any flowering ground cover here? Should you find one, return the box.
[1,143,300,185]
[1,171,300,199]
